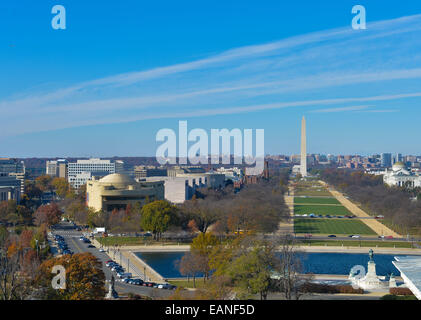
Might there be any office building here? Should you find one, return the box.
[0,158,26,194]
[380,153,392,168]
[46,159,68,178]
[67,158,117,189]
[134,166,167,179]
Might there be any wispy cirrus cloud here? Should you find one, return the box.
[2,14,421,136]
[311,105,372,113]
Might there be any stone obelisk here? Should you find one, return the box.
[300,116,307,177]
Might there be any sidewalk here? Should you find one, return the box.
[278,184,295,235]
[93,238,166,283]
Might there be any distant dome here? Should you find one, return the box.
[392,162,406,171]
[99,173,135,185]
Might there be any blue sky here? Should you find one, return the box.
[1,0,421,157]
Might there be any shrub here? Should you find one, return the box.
[381,294,417,300]
[301,283,364,294]
[390,287,414,296]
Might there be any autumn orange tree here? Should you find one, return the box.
[34,203,62,227]
[36,252,106,300]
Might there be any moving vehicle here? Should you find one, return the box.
[327,235,336,238]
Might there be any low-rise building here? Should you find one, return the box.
[144,176,207,204]
[134,166,167,179]
[0,173,21,202]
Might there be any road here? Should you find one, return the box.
[50,222,175,299]
[295,235,413,242]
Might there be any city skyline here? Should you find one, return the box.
[2,1,421,157]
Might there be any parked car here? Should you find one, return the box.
[132,279,143,286]
[99,248,105,252]
[142,282,155,287]
[161,284,176,290]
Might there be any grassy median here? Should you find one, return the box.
[294,218,376,235]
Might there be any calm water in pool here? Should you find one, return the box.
[135,252,407,279]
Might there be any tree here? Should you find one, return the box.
[0,200,17,222]
[0,241,29,300]
[19,229,34,248]
[0,226,8,247]
[35,175,53,192]
[194,275,233,300]
[140,200,178,240]
[35,253,106,300]
[177,252,203,288]
[189,232,219,280]
[273,236,313,300]
[180,198,221,233]
[16,205,32,225]
[34,203,62,227]
[225,239,279,300]
[51,177,70,198]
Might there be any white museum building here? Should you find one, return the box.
[383,162,421,188]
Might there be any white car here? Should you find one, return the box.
[352,235,361,238]
[99,248,105,252]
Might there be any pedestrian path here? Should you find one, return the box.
[277,184,294,235]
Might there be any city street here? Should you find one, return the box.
[50,222,175,299]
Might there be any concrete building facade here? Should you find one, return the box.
[86,173,164,212]
[46,159,68,178]
[67,158,117,189]
[0,173,21,202]
[383,162,421,188]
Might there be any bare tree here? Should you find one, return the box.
[0,248,28,300]
[177,252,203,288]
[274,236,313,300]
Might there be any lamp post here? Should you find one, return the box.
[35,239,39,257]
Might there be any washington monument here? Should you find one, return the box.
[300,116,307,177]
